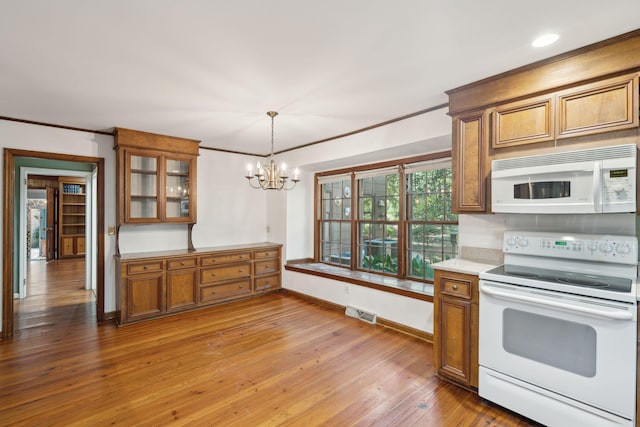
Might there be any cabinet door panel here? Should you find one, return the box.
[127,274,164,319]
[167,269,197,311]
[76,237,86,255]
[60,236,75,257]
[126,152,160,222]
[440,297,471,383]
[493,97,553,148]
[452,111,488,213]
[557,73,638,138]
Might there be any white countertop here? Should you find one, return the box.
[431,258,499,276]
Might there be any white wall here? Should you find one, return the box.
[285,270,434,334]
[0,120,117,329]
[189,150,268,248]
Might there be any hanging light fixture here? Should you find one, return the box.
[245,111,300,190]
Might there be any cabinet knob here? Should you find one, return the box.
[212,272,216,276]
[265,265,269,269]
[180,261,185,266]
[211,290,216,294]
[452,284,458,290]
[265,253,270,256]
[143,265,148,270]
[239,285,243,289]
[239,269,243,273]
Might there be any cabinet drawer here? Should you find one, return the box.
[440,277,471,299]
[167,257,197,270]
[200,262,251,284]
[200,279,251,303]
[255,274,281,292]
[254,259,279,275]
[254,248,279,259]
[200,252,251,266]
[126,260,164,275]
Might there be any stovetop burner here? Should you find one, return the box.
[484,264,632,294]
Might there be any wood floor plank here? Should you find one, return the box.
[0,258,541,426]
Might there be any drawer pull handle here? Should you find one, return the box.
[265,265,269,268]
[211,290,216,294]
[143,266,148,270]
[239,269,244,273]
[265,252,270,256]
[212,272,216,276]
[239,285,243,289]
[180,261,185,266]
[452,284,458,290]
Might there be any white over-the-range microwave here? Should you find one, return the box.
[491,144,637,214]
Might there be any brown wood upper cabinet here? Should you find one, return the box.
[452,110,488,213]
[556,73,639,139]
[492,96,554,148]
[114,128,199,225]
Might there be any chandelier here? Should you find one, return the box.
[245,111,300,190]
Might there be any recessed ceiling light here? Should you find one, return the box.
[532,33,559,47]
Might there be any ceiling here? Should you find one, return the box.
[1,1,639,156]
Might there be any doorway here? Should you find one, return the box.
[2,149,105,339]
[18,168,94,299]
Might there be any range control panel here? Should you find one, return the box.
[503,230,638,264]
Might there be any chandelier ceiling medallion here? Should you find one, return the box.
[245,111,300,190]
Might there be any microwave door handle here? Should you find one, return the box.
[593,161,602,213]
[480,283,633,320]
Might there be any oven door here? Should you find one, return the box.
[479,280,637,420]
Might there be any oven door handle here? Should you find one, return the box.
[480,283,633,320]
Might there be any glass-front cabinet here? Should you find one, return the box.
[115,128,199,225]
[128,153,159,220]
[165,157,192,220]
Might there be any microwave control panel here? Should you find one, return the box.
[602,167,635,202]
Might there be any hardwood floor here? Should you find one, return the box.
[1,259,539,426]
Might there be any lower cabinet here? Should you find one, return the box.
[433,269,479,390]
[60,235,86,258]
[166,257,198,312]
[115,243,282,325]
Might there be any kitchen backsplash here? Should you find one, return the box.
[459,212,639,259]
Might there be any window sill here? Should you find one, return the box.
[284,262,433,302]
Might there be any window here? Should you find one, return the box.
[315,153,457,283]
[405,161,458,281]
[318,174,352,267]
[356,168,400,274]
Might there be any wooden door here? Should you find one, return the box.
[166,269,197,311]
[439,296,471,385]
[45,187,56,261]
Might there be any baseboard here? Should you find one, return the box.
[282,289,433,343]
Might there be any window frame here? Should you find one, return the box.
[314,151,455,284]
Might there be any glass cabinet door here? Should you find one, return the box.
[165,157,192,220]
[128,153,159,220]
